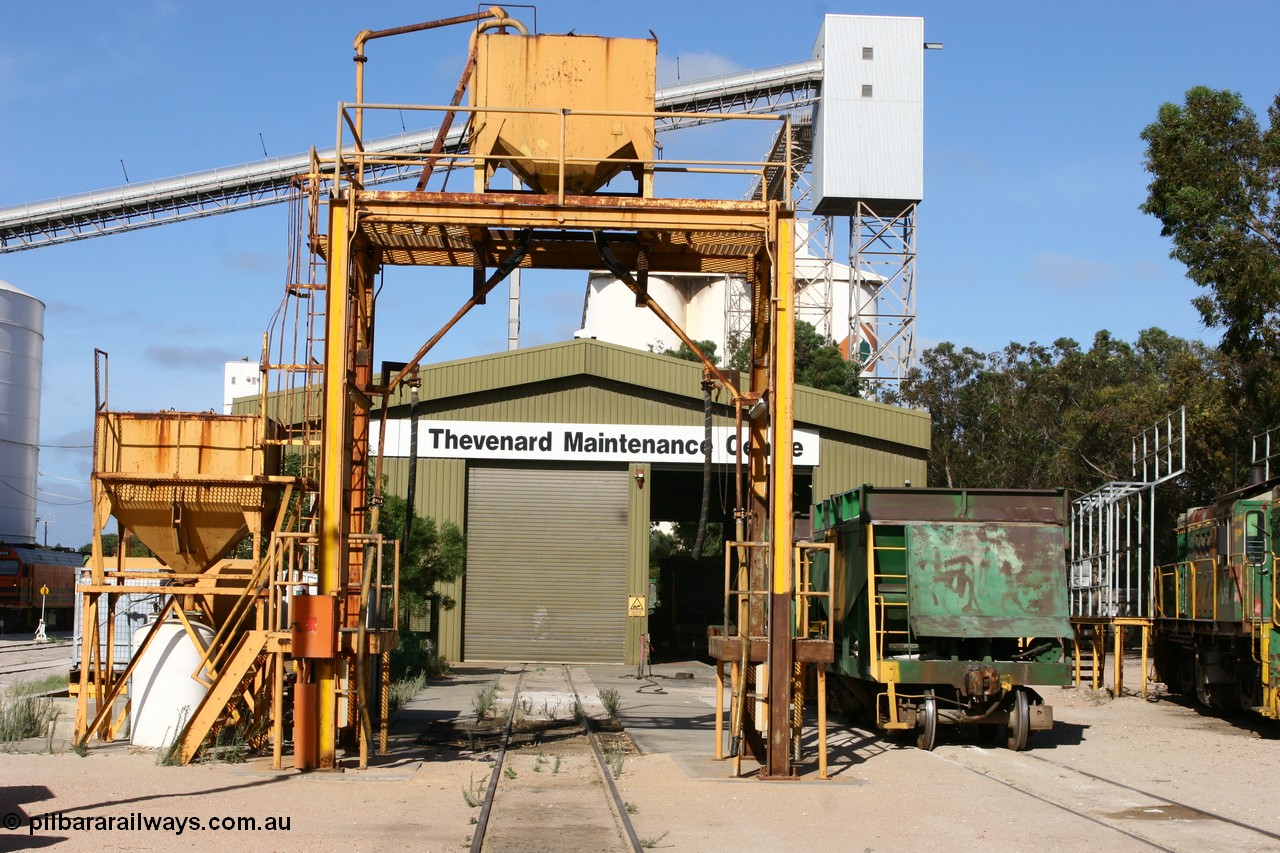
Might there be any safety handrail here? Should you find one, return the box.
[1153,562,1180,618]
[1274,555,1280,627]
[866,532,906,676]
[874,597,911,661]
[332,101,794,205]
[794,543,833,641]
[721,541,770,639]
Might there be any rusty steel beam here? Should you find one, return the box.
[354,191,771,234]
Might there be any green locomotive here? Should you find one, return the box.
[810,486,1072,751]
[1153,480,1279,718]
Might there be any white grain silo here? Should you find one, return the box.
[0,279,43,544]
[577,272,713,354]
[576,250,881,366]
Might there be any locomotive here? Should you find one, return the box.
[0,545,81,632]
[810,485,1072,750]
[1152,479,1279,719]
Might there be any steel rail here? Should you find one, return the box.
[0,658,72,677]
[469,664,641,853]
[0,641,64,653]
[951,754,1176,852]
[468,668,525,853]
[1024,752,1280,845]
[938,744,1280,852]
[562,664,643,853]
[0,60,822,252]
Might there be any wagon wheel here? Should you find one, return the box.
[915,690,938,751]
[1006,688,1029,752]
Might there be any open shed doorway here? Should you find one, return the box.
[646,465,812,662]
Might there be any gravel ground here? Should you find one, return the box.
[1,655,1276,852]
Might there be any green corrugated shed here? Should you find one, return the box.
[243,338,930,663]
[377,339,927,662]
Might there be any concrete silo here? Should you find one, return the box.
[0,279,42,544]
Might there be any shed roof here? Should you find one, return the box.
[384,338,930,451]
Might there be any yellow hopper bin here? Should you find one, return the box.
[470,32,657,195]
[93,412,285,575]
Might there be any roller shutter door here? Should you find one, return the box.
[464,465,628,662]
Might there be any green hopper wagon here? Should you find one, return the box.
[810,486,1072,751]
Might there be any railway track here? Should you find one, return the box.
[0,639,73,688]
[937,743,1280,852]
[467,664,642,853]
[0,640,63,654]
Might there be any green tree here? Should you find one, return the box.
[795,321,862,397]
[1140,86,1280,362]
[79,533,153,558]
[726,322,861,397]
[662,339,720,365]
[649,526,680,576]
[889,330,1242,504]
[372,493,466,628]
[884,341,984,487]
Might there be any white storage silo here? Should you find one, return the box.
[577,271,693,353]
[0,279,43,544]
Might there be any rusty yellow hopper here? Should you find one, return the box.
[470,32,657,195]
[93,412,284,575]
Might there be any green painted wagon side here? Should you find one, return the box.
[812,485,1072,751]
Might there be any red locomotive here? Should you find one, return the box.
[0,545,82,632]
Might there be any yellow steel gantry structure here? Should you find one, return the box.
[74,7,828,779]
[302,7,822,776]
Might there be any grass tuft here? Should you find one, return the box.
[389,671,428,712]
[472,684,499,722]
[605,747,625,779]
[0,689,55,745]
[461,772,484,808]
[599,687,621,718]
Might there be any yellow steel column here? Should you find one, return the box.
[1140,624,1149,699]
[315,198,354,771]
[766,212,795,777]
[771,214,796,592]
[1113,625,1124,697]
[714,660,725,760]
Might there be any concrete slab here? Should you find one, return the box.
[584,661,723,758]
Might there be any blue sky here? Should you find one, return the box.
[2,1,1277,548]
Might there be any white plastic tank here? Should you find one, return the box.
[0,279,43,544]
[129,616,215,748]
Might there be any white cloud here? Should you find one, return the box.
[1030,251,1114,291]
[222,251,276,274]
[657,51,741,86]
[144,345,242,367]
